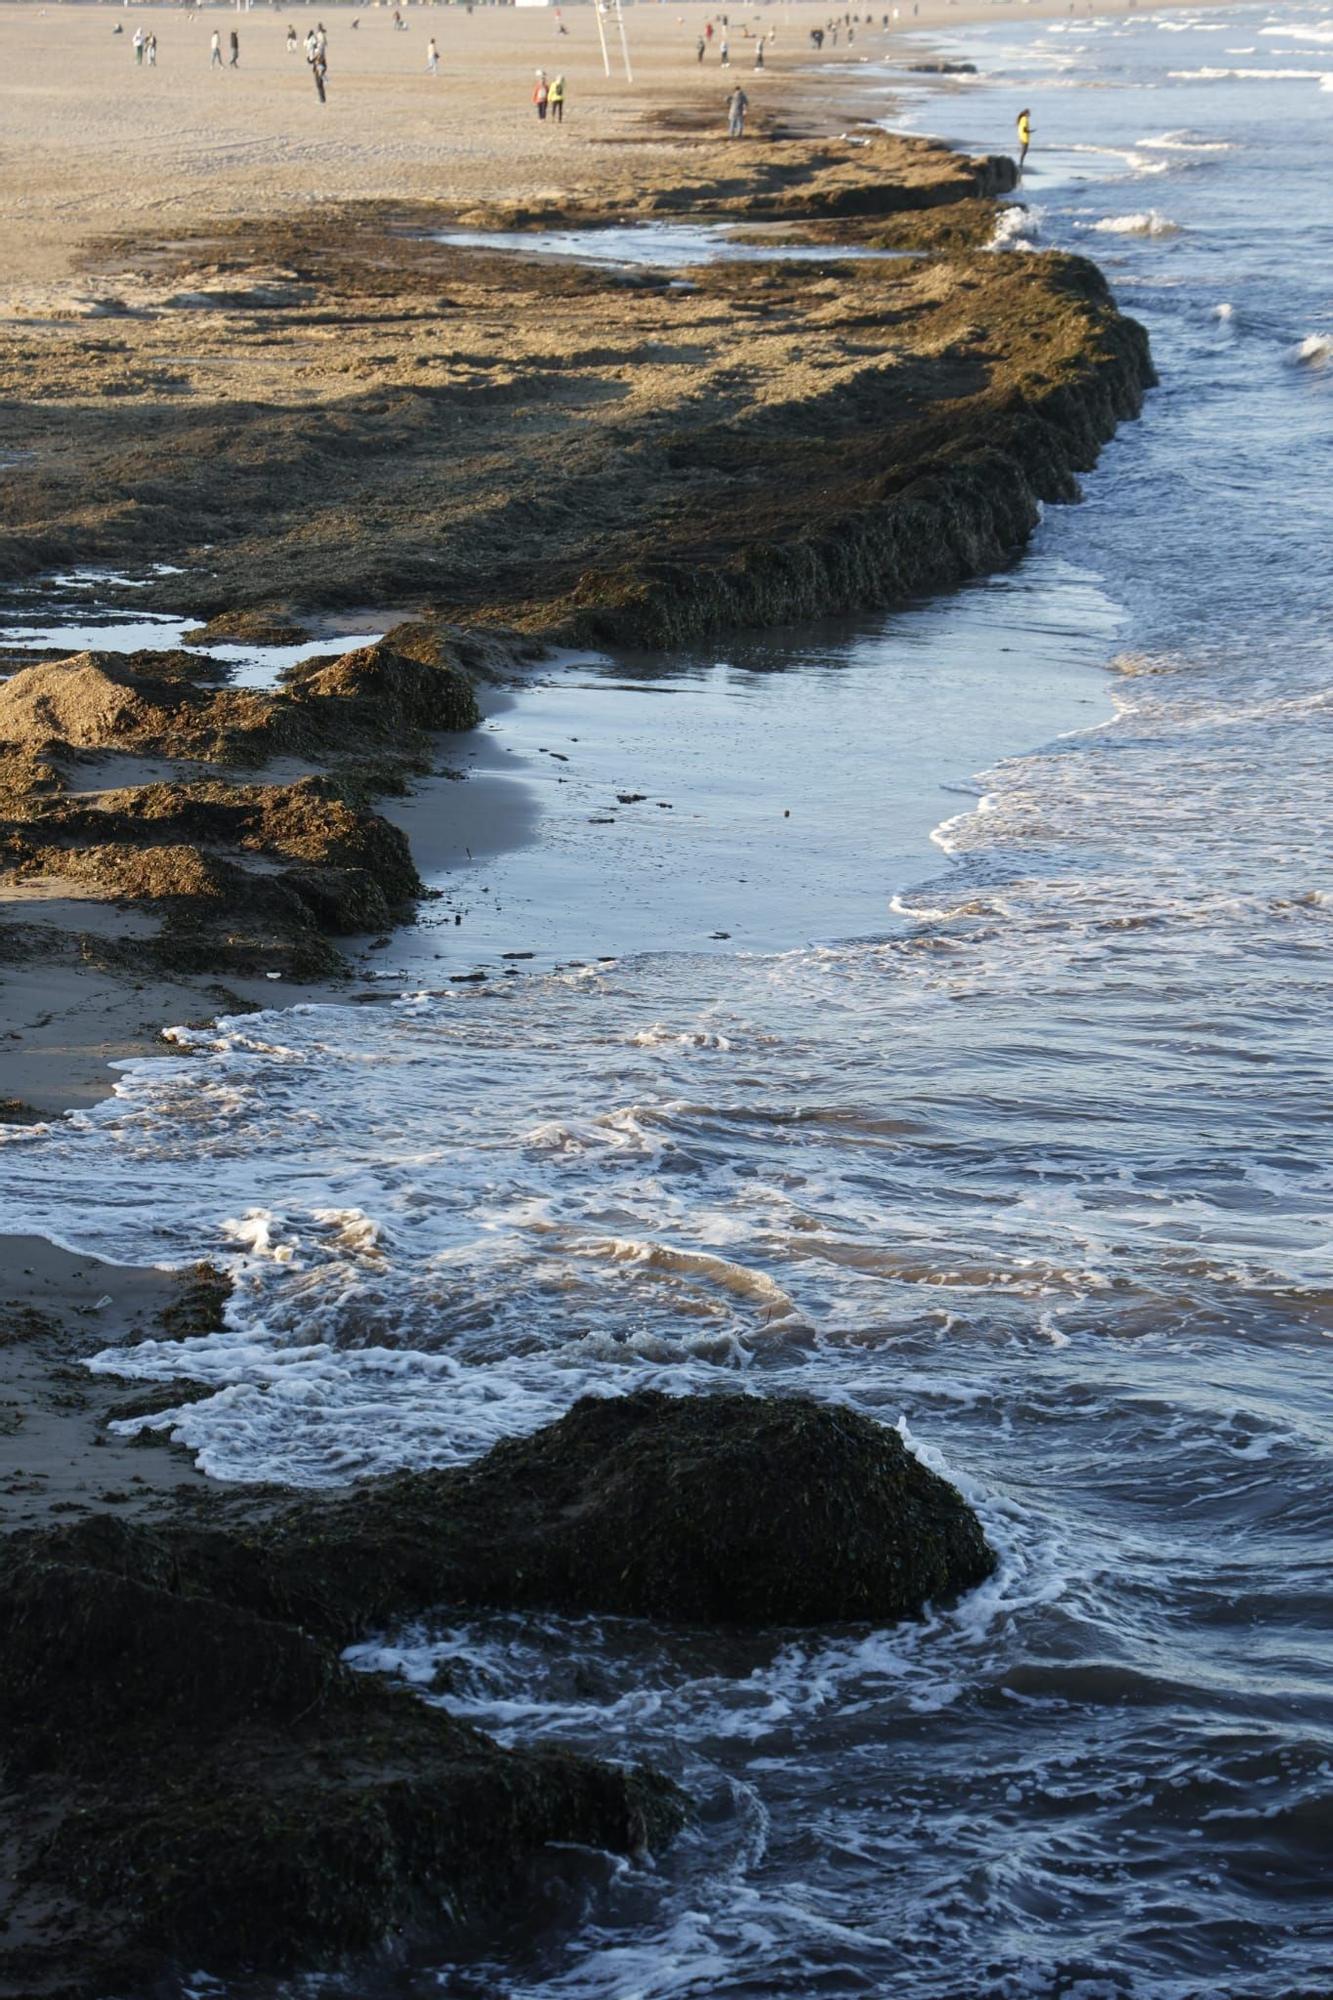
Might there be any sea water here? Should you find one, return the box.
[4,7,1333,1994]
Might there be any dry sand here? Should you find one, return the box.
[3,0,1222,298]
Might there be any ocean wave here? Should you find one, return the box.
[1169,65,1332,81]
[1135,129,1233,152]
[986,205,1038,252]
[1289,333,1333,368]
[1090,210,1182,237]
[1260,21,1333,46]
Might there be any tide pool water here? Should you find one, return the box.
[4,9,1333,1995]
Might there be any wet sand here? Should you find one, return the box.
[0,1232,227,1526]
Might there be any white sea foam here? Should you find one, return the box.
[1090,210,1182,236]
[1289,332,1333,367]
[1214,302,1234,319]
[1259,21,1333,45]
[986,205,1038,252]
[1169,65,1331,80]
[1135,129,1233,152]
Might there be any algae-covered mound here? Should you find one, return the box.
[0,1391,992,1991]
[444,1390,997,1624]
[0,628,481,768]
[0,1515,683,1996]
[0,618,489,978]
[256,1390,997,1631]
[0,648,277,762]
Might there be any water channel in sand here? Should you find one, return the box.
[3,7,1333,1992]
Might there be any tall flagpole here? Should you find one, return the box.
[594,0,612,77]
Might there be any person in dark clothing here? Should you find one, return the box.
[229,28,239,65]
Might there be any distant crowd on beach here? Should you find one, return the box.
[107,0,1036,145]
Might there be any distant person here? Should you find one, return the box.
[229,27,239,65]
[1016,106,1031,171]
[210,28,222,64]
[727,82,747,136]
[533,68,549,118]
[754,37,764,66]
[308,38,328,99]
[549,72,566,121]
[555,4,568,31]
[426,35,439,71]
[286,23,298,49]
[132,25,144,62]
[719,36,729,64]
[146,31,157,63]
[112,21,123,34]
[704,18,714,40]
[696,33,706,60]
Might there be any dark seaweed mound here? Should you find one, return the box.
[0,1391,993,1994]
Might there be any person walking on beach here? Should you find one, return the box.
[1016,106,1031,171]
[549,72,566,122]
[210,29,222,65]
[146,31,157,65]
[308,37,328,100]
[719,36,730,65]
[533,68,549,118]
[132,25,144,63]
[727,82,747,136]
[286,24,298,51]
[696,33,706,61]
[426,35,439,72]
[229,28,239,66]
[754,37,764,67]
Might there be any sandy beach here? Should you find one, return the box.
[0,0,1159,1126]
[5,0,1330,1987]
[2,0,1216,298]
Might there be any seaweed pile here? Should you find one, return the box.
[0,1390,994,1996]
[0,621,497,976]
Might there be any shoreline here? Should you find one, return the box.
[0,109,1153,1113]
[0,0,1244,295]
[0,9,1175,1990]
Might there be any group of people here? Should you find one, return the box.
[130,25,158,64]
[208,28,240,66]
[696,18,772,72]
[285,22,331,96]
[532,69,567,121]
[808,9,919,48]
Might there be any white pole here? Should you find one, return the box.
[614,0,633,83]
[594,0,611,77]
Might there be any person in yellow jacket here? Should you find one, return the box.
[1017,108,1031,172]
[550,74,566,124]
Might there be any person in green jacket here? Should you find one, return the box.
[549,73,566,123]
